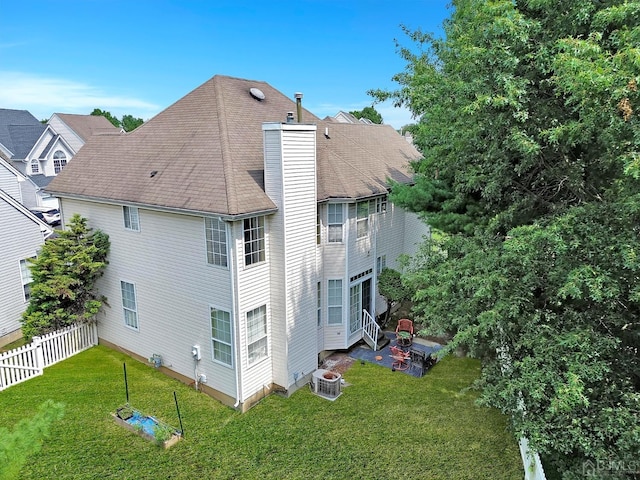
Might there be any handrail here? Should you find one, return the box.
[362,310,380,351]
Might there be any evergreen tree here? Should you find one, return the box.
[22,215,110,341]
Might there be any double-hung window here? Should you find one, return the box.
[327,279,343,325]
[246,305,267,364]
[205,217,228,267]
[30,159,40,174]
[376,255,387,274]
[19,258,34,302]
[327,204,343,243]
[244,216,265,266]
[317,282,322,327]
[53,150,67,174]
[356,200,370,238]
[210,307,232,366]
[120,281,138,329]
[376,196,388,213]
[123,206,140,231]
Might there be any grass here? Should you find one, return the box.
[0,345,522,479]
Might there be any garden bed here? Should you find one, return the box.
[113,405,181,448]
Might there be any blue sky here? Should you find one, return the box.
[1,1,450,129]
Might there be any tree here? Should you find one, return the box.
[373,1,640,477]
[377,267,410,326]
[121,114,144,132]
[90,110,143,132]
[0,400,64,480]
[349,106,383,124]
[22,215,110,341]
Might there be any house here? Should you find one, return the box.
[329,110,375,124]
[0,109,121,208]
[20,113,121,207]
[47,75,429,411]
[0,188,53,347]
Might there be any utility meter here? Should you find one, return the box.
[191,345,201,361]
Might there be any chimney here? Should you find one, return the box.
[294,92,303,122]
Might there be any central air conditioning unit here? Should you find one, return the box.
[312,369,342,400]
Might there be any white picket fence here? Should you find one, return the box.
[0,322,98,391]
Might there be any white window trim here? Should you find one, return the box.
[120,280,139,331]
[327,203,344,243]
[356,200,370,239]
[30,158,40,174]
[243,216,265,267]
[327,279,343,325]
[246,305,268,365]
[123,206,140,232]
[205,217,228,268]
[317,281,322,328]
[19,257,34,303]
[53,150,67,174]
[210,306,233,367]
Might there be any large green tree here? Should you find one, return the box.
[374,1,640,478]
[90,109,144,132]
[22,215,110,341]
[349,105,383,124]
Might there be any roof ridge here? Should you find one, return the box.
[213,76,238,214]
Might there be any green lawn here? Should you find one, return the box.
[0,345,522,479]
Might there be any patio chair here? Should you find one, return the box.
[395,318,414,347]
[389,345,410,371]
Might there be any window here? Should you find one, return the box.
[19,258,34,302]
[327,204,343,243]
[327,279,343,325]
[123,206,140,231]
[376,255,387,274]
[316,211,321,245]
[120,281,138,329]
[53,150,67,174]
[243,216,265,266]
[211,307,232,366]
[205,217,228,267]
[376,196,387,213]
[246,305,267,364]
[30,159,40,174]
[350,284,362,334]
[317,282,322,327]
[357,201,370,238]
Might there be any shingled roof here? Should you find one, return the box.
[0,109,46,159]
[54,113,120,142]
[48,75,419,217]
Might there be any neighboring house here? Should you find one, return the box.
[48,75,429,411]
[0,189,53,347]
[0,156,40,208]
[20,113,121,208]
[329,110,375,124]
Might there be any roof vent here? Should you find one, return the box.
[250,87,265,101]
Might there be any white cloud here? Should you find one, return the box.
[0,72,160,120]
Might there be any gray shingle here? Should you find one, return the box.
[48,75,421,216]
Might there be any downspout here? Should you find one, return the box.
[230,223,242,408]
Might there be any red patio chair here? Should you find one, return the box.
[395,318,414,347]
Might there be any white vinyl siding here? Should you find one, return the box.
[210,307,232,366]
[19,258,34,302]
[327,279,343,325]
[243,216,265,266]
[120,281,138,330]
[246,305,267,365]
[123,206,140,231]
[205,217,228,267]
[327,203,344,243]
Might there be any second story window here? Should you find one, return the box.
[356,200,370,238]
[205,217,228,267]
[123,206,140,231]
[53,150,67,174]
[244,216,265,266]
[30,159,40,174]
[327,204,343,243]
